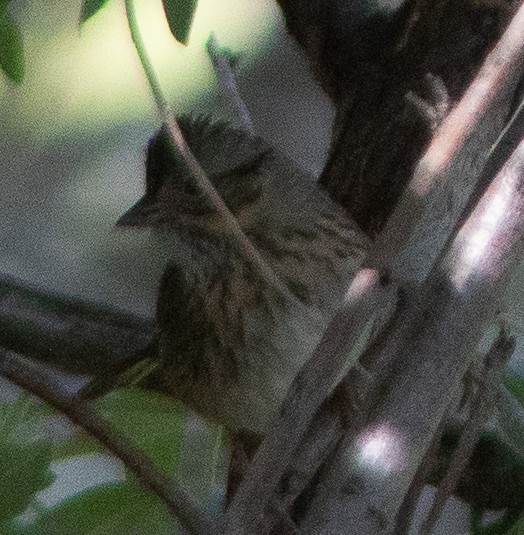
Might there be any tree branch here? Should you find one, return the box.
[124,0,297,304]
[367,3,524,281]
[392,417,447,535]
[0,273,153,377]
[312,0,519,235]
[420,329,515,534]
[223,271,398,534]
[0,350,214,535]
[302,115,524,534]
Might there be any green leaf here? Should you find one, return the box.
[162,0,199,45]
[0,396,54,525]
[0,9,24,83]
[96,388,186,475]
[0,519,29,535]
[21,482,174,535]
[81,0,111,24]
[0,0,11,14]
[0,440,54,524]
[51,388,186,473]
[51,430,102,462]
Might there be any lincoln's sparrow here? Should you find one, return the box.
[95,116,369,436]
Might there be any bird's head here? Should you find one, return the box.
[117,116,273,236]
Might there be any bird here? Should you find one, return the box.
[86,115,369,438]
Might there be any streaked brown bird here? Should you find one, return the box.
[91,116,369,437]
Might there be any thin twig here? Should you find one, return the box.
[0,350,214,535]
[206,33,254,133]
[420,329,515,535]
[123,0,295,304]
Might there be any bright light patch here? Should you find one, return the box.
[345,268,378,303]
[357,424,404,474]
[37,454,125,507]
[8,0,278,139]
[70,0,278,128]
[377,0,408,14]
[450,163,517,289]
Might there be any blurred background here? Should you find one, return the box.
[1,0,522,533]
[0,0,336,532]
[0,0,333,316]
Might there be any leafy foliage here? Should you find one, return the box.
[50,388,187,473]
[80,0,111,24]
[96,388,186,475]
[19,482,174,535]
[0,383,227,533]
[0,5,24,84]
[0,397,54,531]
[0,441,54,526]
[0,389,190,534]
[162,0,199,45]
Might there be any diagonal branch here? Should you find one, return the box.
[0,350,214,535]
[302,119,524,534]
[223,270,398,534]
[0,273,154,377]
[124,0,297,305]
[367,3,524,281]
[420,329,516,535]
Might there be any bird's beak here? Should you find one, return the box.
[116,196,152,228]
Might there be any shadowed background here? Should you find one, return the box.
[1,0,522,533]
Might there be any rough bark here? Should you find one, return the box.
[277,0,521,236]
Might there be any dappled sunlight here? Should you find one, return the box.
[449,154,520,290]
[345,268,378,304]
[5,0,278,140]
[357,424,406,475]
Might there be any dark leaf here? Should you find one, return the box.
[81,0,111,24]
[0,441,54,524]
[162,0,198,45]
[0,9,23,83]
